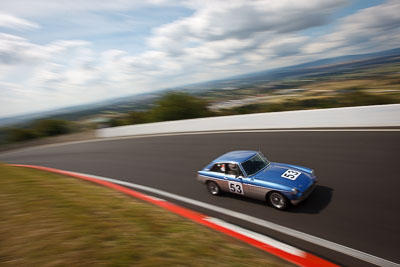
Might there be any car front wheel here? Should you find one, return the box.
[268,192,289,210]
[207,181,221,196]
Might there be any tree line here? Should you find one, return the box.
[5,119,73,143]
[109,92,212,127]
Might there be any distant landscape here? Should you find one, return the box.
[1,48,399,147]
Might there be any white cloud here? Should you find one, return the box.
[0,13,39,29]
[0,33,90,69]
[303,0,400,55]
[143,0,348,79]
[149,0,346,50]
[0,34,104,115]
[0,1,154,17]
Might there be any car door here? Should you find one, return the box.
[240,177,266,200]
[226,175,245,195]
[224,163,246,196]
[238,164,264,200]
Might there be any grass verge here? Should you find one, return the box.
[0,164,293,266]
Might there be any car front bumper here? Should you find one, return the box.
[290,180,317,205]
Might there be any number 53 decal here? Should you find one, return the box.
[229,181,244,195]
[281,169,301,180]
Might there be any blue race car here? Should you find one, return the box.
[197,150,317,210]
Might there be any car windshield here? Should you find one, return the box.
[241,153,270,176]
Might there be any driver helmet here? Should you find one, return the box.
[220,164,225,172]
[228,163,238,171]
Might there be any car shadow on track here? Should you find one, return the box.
[288,185,333,214]
[218,185,333,214]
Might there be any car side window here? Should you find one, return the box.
[210,163,226,173]
[227,163,243,177]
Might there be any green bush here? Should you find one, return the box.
[127,111,150,125]
[6,128,38,143]
[150,92,212,122]
[109,118,128,127]
[34,119,71,137]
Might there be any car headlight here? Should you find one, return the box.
[291,188,299,194]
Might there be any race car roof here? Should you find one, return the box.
[213,150,258,163]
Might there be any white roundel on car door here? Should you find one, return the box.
[229,181,244,194]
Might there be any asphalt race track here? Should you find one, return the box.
[1,131,399,266]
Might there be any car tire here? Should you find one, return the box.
[268,192,289,210]
[207,181,221,196]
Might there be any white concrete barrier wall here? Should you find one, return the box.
[97,104,400,138]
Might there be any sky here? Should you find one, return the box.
[0,0,399,118]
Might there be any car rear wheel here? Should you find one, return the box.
[268,192,289,210]
[207,181,221,196]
